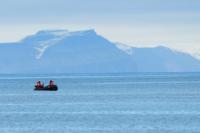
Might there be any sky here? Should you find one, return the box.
[0,0,200,57]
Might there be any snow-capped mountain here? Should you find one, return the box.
[0,29,200,73]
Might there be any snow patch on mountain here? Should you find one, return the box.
[41,30,69,36]
[34,36,65,59]
[34,29,98,59]
[115,43,134,55]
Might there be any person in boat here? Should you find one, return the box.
[35,81,44,88]
[49,80,55,87]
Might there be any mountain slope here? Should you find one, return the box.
[132,46,200,72]
[0,29,200,73]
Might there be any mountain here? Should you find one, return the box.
[0,29,200,73]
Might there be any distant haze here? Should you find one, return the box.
[0,29,200,73]
[0,0,200,58]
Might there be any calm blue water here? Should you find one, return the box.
[0,73,200,133]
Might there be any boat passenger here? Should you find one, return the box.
[36,81,43,88]
[49,80,55,87]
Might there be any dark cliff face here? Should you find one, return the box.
[0,29,200,73]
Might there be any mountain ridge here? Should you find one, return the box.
[0,29,200,73]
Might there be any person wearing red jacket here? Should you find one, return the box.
[36,81,44,88]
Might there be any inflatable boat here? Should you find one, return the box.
[34,85,58,91]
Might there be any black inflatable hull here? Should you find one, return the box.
[34,85,58,91]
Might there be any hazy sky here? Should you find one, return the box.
[0,0,200,57]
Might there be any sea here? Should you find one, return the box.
[0,73,200,133]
